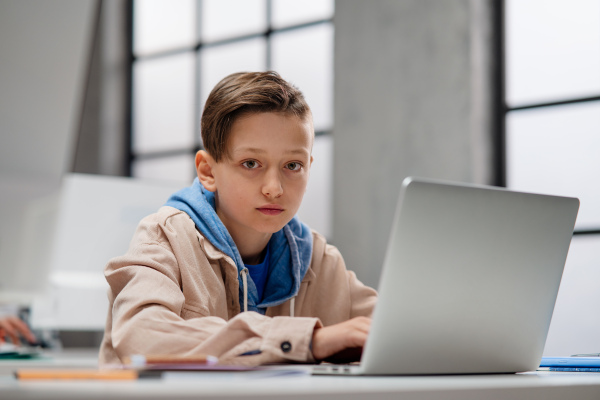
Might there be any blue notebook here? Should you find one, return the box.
[540,357,600,372]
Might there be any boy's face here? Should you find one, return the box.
[202,112,313,240]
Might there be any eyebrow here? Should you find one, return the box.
[233,147,309,156]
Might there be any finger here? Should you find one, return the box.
[346,329,369,348]
[10,318,36,343]
[1,321,21,346]
[354,318,371,332]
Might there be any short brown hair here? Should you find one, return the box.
[201,71,311,162]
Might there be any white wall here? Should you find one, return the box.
[0,0,97,301]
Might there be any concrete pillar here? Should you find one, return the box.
[333,0,498,287]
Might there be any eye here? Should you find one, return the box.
[242,160,260,169]
[285,162,302,171]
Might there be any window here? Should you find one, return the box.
[505,0,600,355]
[129,0,334,237]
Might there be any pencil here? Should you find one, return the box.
[143,354,217,364]
[15,369,139,380]
[126,354,218,366]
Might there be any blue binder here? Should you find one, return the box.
[540,357,600,372]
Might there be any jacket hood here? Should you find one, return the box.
[164,178,313,314]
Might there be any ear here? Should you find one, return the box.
[195,150,217,192]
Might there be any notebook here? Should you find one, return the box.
[313,177,579,375]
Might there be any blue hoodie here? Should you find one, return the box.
[164,178,313,315]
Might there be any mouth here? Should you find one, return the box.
[257,205,284,216]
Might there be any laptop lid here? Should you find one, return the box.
[359,177,579,375]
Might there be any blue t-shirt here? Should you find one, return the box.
[244,245,270,301]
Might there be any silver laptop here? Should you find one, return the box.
[314,177,579,375]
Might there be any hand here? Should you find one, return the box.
[0,316,36,345]
[311,316,371,362]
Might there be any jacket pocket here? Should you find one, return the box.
[181,302,210,318]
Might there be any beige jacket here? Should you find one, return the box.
[99,206,377,366]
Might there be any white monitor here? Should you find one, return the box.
[31,173,185,330]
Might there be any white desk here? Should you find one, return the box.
[0,348,98,375]
[2,350,600,400]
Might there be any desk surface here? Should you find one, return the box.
[3,350,600,400]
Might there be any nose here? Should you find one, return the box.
[262,169,283,199]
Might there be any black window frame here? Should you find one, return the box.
[125,0,334,179]
[499,0,600,237]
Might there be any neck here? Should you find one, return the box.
[215,211,272,264]
[236,232,271,265]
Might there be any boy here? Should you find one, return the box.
[99,71,377,366]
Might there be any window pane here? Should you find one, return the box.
[199,38,267,113]
[200,0,266,42]
[271,23,333,131]
[506,0,600,107]
[271,0,334,29]
[297,135,332,239]
[132,154,196,183]
[543,235,600,356]
[133,52,196,154]
[506,102,600,229]
[133,0,197,56]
